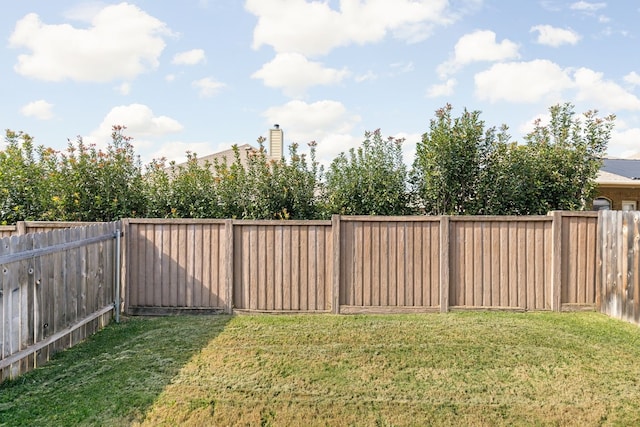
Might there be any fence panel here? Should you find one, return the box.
[449,217,552,310]
[125,219,228,314]
[0,222,117,381]
[599,210,640,325]
[560,212,598,308]
[233,221,333,312]
[340,217,441,313]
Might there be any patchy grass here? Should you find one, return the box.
[2,312,640,426]
[0,315,230,426]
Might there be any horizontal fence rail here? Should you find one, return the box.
[0,222,118,381]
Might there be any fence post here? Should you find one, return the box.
[595,210,603,311]
[120,219,129,315]
[439,216,450,313]
[332,215,341,314]
[16,221,26,236]
[224,219,234,314]
[550,211,562,312]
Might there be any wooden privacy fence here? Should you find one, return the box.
[123,212,598,315]
[598,210,640,326]
[0,222,119,381]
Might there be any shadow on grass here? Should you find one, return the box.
[0,314,231,426]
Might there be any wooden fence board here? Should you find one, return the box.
[1,222,117,382]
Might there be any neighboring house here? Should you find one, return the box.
[594,157,640,211]
[169,125,284,172]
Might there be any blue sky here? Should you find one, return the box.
[2,0,639,167]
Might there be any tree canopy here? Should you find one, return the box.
[0,103,615,224]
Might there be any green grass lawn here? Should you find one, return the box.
[2,312,640,426]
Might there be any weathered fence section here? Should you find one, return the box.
[598,210,640,325]
[0,222,118,381]
[123,212,598,315]
[561,212,599,309]
[123,219,229,315]
[233,221,333,312]
[339,217,441,313]
[449,216,552,311]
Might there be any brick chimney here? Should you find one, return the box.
[269,124,283,160]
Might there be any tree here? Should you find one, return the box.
[520,103,614,212]
[411,104,503,215]
[56,126,146,221]
[0,131,55,224]
[325,129,412,215]
[213,138,323,220]
[412,103,614,215]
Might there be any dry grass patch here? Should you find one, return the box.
[138,312,640,426]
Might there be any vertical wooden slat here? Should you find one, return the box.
[412,223,422,307]
[274,227,284,311]
[331,216,341,313]
[380,222,389,306]
[153,225,162,307]
[388,222,397,306]
[283,225,292,310]
[463,223,482,307]
[316,226,326,311]
[633,212,640,323]
[499,223,509,306]
[397,223,406,306]
[439,217,449,313]
[266,226,275,311]
[224,220,233,313]
[371,222,380,306]
[299,227,309,310]
[431,222,440,307]
[160,225,171,307]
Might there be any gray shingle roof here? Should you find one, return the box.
[601,159,640,180]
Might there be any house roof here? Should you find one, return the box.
[597,158,640,186]
[169,143,257,171]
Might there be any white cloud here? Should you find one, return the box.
[610,127,640,158]
[530,25,581,47]
[192,77,226,97]
[245,0,455,56]
[570,1,606,12]
[390,61,415,74]
[262,99,362,163]
[427,78,457,98]
[172,49,206,65]
[86,103,183,148]
[355,70,377,83]
[574,68,640,111]
[624,71,640,87]
[437,30,519,77]
[252,53,349,97]
[9,4,172,82]
[518,113,551,137]
[116,82,131,95]
[165,74,176,82]
[474,59,573,103]
[62,1,107,22]
[149,141,214,164]
[20,100,54,120]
